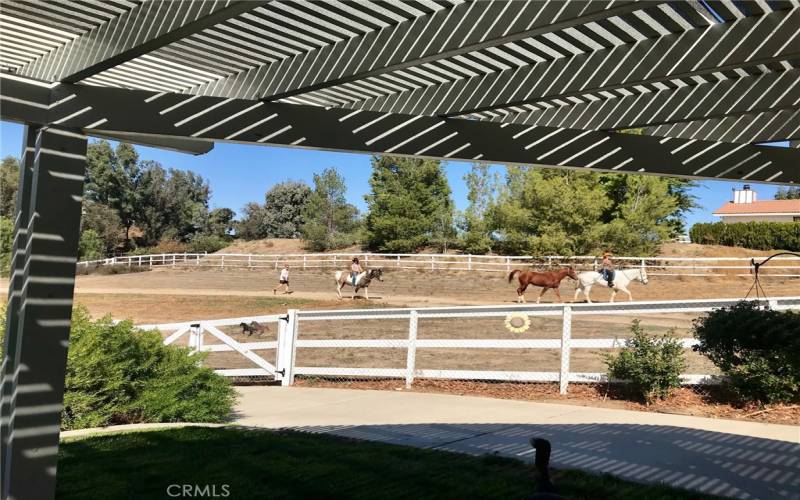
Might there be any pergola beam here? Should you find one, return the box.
[2,74,797,184]
[485,69,800,133]
[352,8,800,117]
[644,108,800,144]
[192,0,642,100]
[18,0,267,83]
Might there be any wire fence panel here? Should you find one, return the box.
[141,297,800,393]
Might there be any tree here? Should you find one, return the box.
[775,186,800,200]
[237,182,311,240]
[487,168,698,256]
[301,167,360,251]
[78,230,105,261]
[206,208,236,239]
[81,202,123,255]
[236,202,270,241]
[489,167,609,255]
[458,163,499,254]
[0,156,19,219]
[364,156,454,252]
[263,181,311,238]
[85,141,142,245]
[137,163,211,245]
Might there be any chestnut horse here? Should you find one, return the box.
[508,267,578,303]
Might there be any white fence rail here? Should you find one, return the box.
[82,252,800,277]
[140,296,800,394]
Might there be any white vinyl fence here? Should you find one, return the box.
[139,296,800,394]
[82,252,800,277]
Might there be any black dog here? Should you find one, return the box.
[239,321,266,336]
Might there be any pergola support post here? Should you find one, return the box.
[0,126,87,500]
[0,126,37,493]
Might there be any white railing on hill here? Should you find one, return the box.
[82,252,800,277]
[138,296,800,394]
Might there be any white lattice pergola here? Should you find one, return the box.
[1,1,799,498]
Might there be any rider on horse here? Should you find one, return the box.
[601,251,615,288]
[351,257,363,287]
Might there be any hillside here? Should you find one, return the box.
[218,239,782,259]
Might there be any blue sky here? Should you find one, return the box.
[1,121,782,232]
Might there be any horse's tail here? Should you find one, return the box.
[334,270,343,284]
[508,269,521,283]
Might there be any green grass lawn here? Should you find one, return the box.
[57,427,716,500]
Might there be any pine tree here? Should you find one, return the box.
[301,167,360,251]
[365,156,454,252]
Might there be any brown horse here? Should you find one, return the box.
[508,267,578,304]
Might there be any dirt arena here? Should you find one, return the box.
[58,266,798,377]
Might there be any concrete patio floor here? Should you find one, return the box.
[234,386,800,499]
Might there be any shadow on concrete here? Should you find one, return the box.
[288,422,800,499]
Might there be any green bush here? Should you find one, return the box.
[62,307,236,430]
[693,301,800,404]
[605,320,686,404]
[689,221,800,251]
[78,229,106,261]
[187,233,229,254]
[0,216,12,277]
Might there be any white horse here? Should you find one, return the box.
[335,268,383,299]
[573,268,648,303]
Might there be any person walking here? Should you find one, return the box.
[274,263,291,294]
[601,251,615,288]
[350,257,363,289]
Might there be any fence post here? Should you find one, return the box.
[396,255,400,268]
[430,256,435,270]
[365,254,369,268]
[468,255,472,271]
[303,255,307,270]
[220,255,225,270]
[406,310,418,389]
[248,254,252,269]
[149,255,153,268]
[276,318,289,384]
[196,324,204,357]
[559,306,572,395]
[333,255,337,268]
[189,323,201,353]
[640,259,645,272]
[506,257,510,272]
[285,309,299,385]
[172,254,176,268]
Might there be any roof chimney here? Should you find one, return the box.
[733,185,756,204]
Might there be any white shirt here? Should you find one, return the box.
[280,268,289,280]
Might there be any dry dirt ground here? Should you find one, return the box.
[65,266,799,378]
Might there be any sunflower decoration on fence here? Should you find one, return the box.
[504,312,531,334]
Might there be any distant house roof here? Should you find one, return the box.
[713,199,800,216]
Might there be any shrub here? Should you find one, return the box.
[689,221,800,251]
[0,216,12,277]
[150,238,188,254]
[187,234,229,254]
[62,307,236,430]
[78,229,106,261]
[693,301,800,404]
[605,320,686,404]
[75,263,149,276]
